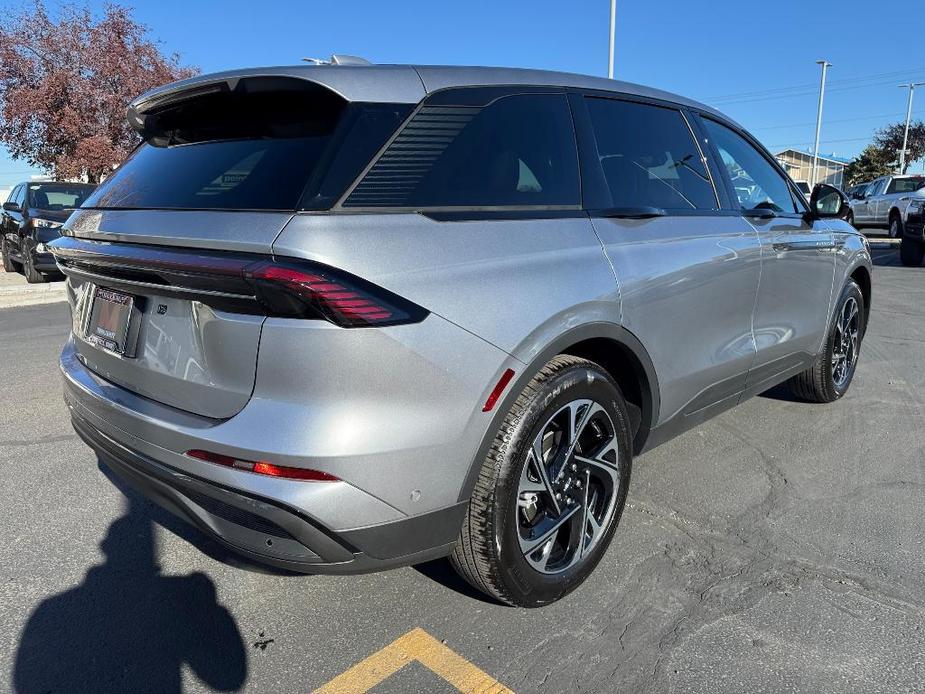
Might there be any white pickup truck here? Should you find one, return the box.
[847,174,925,237]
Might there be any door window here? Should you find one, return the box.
[584,97,717,210]
[344,93,580,208]
[887,177,925,194]
[702,118,798,214]
[12,185,25,207]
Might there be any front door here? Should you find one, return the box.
[699,117,836,395]
[578,95,762,429]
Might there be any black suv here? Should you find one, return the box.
[2,181,96,283]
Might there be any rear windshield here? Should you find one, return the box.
[28,183,95,210]
[83,79,410,211]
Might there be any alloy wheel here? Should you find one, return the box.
[516,399,621,574]
[832,296,860,389]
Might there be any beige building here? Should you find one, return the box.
[775,149,847,189]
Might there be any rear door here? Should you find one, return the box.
[863,178,885,224]
[697,116,836,394]
[8,185,26,257]
[574,94,762,430]
[874,177,895,222]
[2,185,21,251]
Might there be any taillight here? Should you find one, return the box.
[186,449,339,482]
[243,261,424,328]
[48,236,428,329]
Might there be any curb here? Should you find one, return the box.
[0,282,67,310]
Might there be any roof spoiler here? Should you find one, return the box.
[126,75,339,139]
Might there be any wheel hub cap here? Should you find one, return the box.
[832,296,860,389]
[515,399,621,575]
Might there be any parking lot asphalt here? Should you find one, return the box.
[1,240,924,693]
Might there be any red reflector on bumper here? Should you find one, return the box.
[483,368,516,412]
[186,450,339,482]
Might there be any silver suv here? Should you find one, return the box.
[848,174,925,237]
[52,64,872,607]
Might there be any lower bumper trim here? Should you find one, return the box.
[70,411,467,574]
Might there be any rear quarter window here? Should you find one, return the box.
[343,93,581,209]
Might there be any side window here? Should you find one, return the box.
[702,118,798,214]
[13,185,25,207]
[584,97,717,210]
[4,186,19,205]
[867,179,884,197]
[344,93,580,208]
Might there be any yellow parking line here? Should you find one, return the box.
[315,627,513,693]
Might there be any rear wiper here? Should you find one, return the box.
[594,206,667,219]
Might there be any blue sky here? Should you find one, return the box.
[2,0,924,187]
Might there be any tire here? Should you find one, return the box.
[900,235,925,267]
[451,355,633,607]
[889,213,903,240]
[789,280,864,403]
[22,248,46,284]
[1,239,15,273]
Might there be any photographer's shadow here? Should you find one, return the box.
[13,493,248,693]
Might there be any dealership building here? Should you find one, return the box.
[775,149,849,189]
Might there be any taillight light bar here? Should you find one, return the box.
[48,236,428,328]
[187,449,340,482]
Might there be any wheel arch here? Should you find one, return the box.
[457,323,660,503]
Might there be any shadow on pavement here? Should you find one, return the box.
[413,558,501,604]
[97,460,298,577]
[757,382,803,403]
[12,495,248,693]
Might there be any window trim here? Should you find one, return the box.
[574,91,723,215]
[694,112,809,218]
[332,87,584,214]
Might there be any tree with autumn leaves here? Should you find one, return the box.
[0,3,197,183]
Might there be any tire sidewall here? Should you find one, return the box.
[1,239,13,273]
[491,363,632,606]
[890,216,902,239]
[822,281,865,399]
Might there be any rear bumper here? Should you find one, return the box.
[71,410,466,573]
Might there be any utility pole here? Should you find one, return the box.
[608,0,616,79]
[899,82,925,174]
[810,60,831,188]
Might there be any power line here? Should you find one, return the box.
[768,135,874,149]
[704,67,925,103]
[709,76,925,106]
[750,109,925,131]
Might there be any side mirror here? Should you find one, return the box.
[809,183,849,220]
[2,201,20,212]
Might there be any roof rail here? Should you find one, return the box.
[301,54,372,66]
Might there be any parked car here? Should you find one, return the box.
[49,64,872,607]
[847,174,925,237]
[2,181,96,282]
[899,197,925,266]
[793,180,811,201]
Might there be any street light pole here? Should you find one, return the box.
[608,0,616,79]
[899,82,925,174]
[810,59,831,188]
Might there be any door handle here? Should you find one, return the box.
[772,238,843,252]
